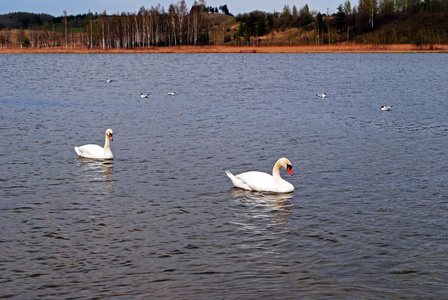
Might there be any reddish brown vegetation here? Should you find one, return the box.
[1,44,447,54]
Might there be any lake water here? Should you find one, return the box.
[1,53,447,298]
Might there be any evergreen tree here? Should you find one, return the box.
[257,18,267,36]
[336,5,346,32]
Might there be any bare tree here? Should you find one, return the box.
[160,6,168,46]
[358,0,377,28]
[121,12,129,48]
[99,11,106,49]
[87,10,94,49]
[2,30,8,48]
[142,8,151,47]
[139,6,148,47]
[134,11,140,47]
[151,5,161,46]
[31,25,40,48]
[370,0,377,28]
[63,10,68,48]
[42,23,49,48]
[169,4,177,46]
[176,1,187,45]
[112,14,120,49]
[190,1,202,45]
[71,27,74,48]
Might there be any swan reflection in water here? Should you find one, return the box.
[229,188,294,226]
[76,158,115,191]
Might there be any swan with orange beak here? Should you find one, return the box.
[226,157,294,193]
[74,129,114,159]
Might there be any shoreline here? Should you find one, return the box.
[1,44,447,54]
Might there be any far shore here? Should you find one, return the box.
[1,44,447,54]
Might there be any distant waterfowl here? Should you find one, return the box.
[381,105,391,111]
[168,92,176,96]
[106,79,113,83]
[74,129,114,160]
[140,93,149,98]
[225,157,294,193]
[317,93,326,98]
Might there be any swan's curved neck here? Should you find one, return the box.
[272,161,283,179]
[104,134,111,149]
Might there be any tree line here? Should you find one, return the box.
[234,0,448,45]
[1,0,222,48]
[1,0,447,49]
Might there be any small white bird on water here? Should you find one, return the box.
[317,93,326,98]
[381,105,392,111]
[106,79,113,83]
[74,129,114,160]
[168,92,176,96]
[141,93,149,98]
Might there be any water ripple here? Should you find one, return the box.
[0,53,447,298]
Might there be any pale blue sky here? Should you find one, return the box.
[0,0,345,17]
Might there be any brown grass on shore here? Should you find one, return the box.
[1,44,447,54]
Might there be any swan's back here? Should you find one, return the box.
[226,170,294,193]
[74,144,113,159]
[240,171,294,193]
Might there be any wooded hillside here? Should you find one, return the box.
[1,0,447,49]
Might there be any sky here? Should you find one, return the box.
[0,0,344,17]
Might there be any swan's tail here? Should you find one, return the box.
[225,170,234,179]
[226,170,238,188]
[225,170,252,190]
[74,147,81,156]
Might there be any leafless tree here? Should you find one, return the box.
[142,8,151,47]
[190,1,202,45]
[134,11,140,47]
[169,4,177,45]
[63,10,68,48]
[99,11,106,49]
[151,5,161,46]
[176,1,187,45]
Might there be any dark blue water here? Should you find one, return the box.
[1,53,447,298]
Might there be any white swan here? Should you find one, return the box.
[141,93,149,98]
[74,129,114,159]
[168,92,176,96]
[317,93,326,98]
[225,157,294,193]
[106,79,113,83]
[381,105,391,111]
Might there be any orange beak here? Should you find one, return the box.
[109,134,113,141]
[287,166,293,176]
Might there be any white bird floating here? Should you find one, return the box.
[381,105,392,111]
[140,93,149,98]
[74,129,114,160]
[225,157,295,194]
[317,93,326,98]
[106,79,113,83]
[168,92,176,96]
